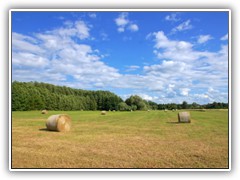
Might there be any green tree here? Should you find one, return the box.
[125,95,148,110]
[118,102,130,111]
[182,101,188,109]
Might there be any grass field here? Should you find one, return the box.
[11,110,229,169]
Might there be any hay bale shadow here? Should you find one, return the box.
[39,128,55,132]
[166,122,179,124]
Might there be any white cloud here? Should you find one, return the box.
[12,32,44,54]
[115,12,129,26]
[165,13,180,22]
[197,35,213,44]
[138,93,154,101]
[221,33,228,41]
[12,20,121,88]
[75,21,90,39]
[118,27,125,33]
[12,52,49,68]
[89,13,97,18]
[54,20,90,40]
[151,31,200,62]
[128,24,139,32]
[115,13,139,33]
[143,30,228,104]
[171,20,193,33]
[125,65,140,72]
[100,32,109,41]
[180,88,190,96]
[144,60,188,74]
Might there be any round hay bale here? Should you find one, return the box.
[46,114,71,132]
[101,111,106,115]
[41,110,48,114]
[178,112,191,123]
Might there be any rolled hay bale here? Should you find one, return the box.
[46,114,71,132]
[101,111,106,115]
[41,110,48,114]
[178,112,191,123]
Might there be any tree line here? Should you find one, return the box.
[12,81,228,111]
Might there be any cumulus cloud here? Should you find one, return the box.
[118,27,125,33]
[171,19,193,33]
[149,31,204,62]
[221,33,228,41]
[12,52,49,68]
[100,32,109,41]
[75,21,90,39]
[88,13,97,18]
[115,13,139,33]
[12,20,120,87]
[115,12,129,26]
[125,65,140,72]
[137,93,154,101]
[144,60,188,74]
[144,30,228,104]
[197,35,213,44]
[12,32,44,54]
[165,13,180,22]
[180,88,190,96]
[128,24,139,32]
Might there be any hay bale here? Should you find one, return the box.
[178,112,191,123]
[41,110,48,114]
[101,111,106,115]
[46,114,71,132]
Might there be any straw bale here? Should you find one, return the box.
[41,110,48,114]
[101,111,106,115]
[178,112,191,123]
[46,114,71,132]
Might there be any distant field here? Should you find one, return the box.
[11,110,229,169]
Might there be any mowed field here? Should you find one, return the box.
[11,110,229,169]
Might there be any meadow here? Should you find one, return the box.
[11,110,229,169]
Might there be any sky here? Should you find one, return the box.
[11,10,229,104]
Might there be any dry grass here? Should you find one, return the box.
[11,110,229,169]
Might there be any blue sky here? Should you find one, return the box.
[11,11,229,104]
